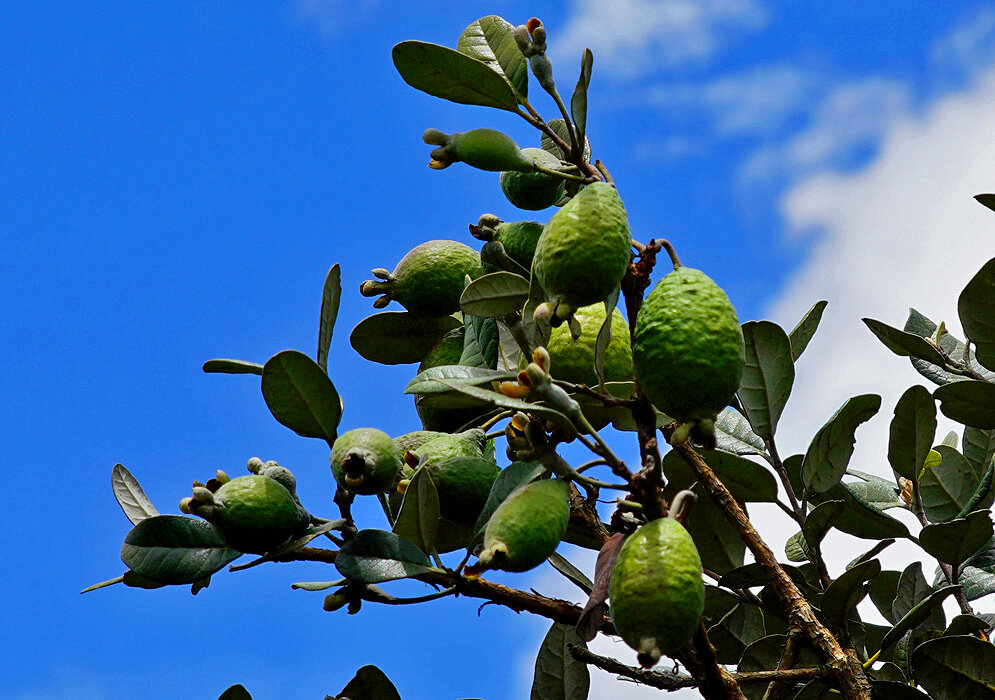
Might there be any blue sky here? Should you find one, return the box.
[4,2,995,699]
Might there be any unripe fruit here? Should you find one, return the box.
[414,327,491,432]
[609,517,704,667]
[472,215,545,271]
[632,266,744,429]
[360,240,482,317]
[414,428,489,464]
[478,478,570,572]
[421,456,501,525]
[330,428,403,496]
[425,128,535,172]
[500,149,565,211]
[196,475,311,554]
[532,182,631,317]
[545,303,633,385]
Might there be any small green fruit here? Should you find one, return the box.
[414,428,489,464]
[198,475,311,554]
[330,428,403,495]
[393,430,447,455]
[532,182,631,317]
[632,266,744,429]
[473,215,545,272]
[414,327,491,432]
[545,303,633,385]
[609,517,704,667]
[424,128,535,172]
[360,240,482,317]
[477,478,570,572]
[422,456,501,525]
[500,148,565,211]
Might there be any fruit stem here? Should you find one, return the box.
[659,239,682,269]
[533,162,585,182]
[376,491,394,526]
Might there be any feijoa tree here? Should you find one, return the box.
[84,15,995,700]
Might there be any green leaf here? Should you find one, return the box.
[821,559,880,632]
[935,380,995,429]
[290,579,347,591]
[317,263,341,374]
[870,681,930,699]
[456,15,528,100]
[848,539,896,570]
[958,257,995,371]
[471,461,546,547]
[350,312,462,365]
[879,585,960,652]
[811,482,912,540]
[218,685,252,700]
[717,562,809,590]
[869,570,902,624]
[975,194,995,212]
[334,529,435,584]
[904,309,995,386]
[547,552,593,595]
[789,300,828,362]
[888,385,937,482]
[863,318,948,366]
[111,463,160,525]
[801,394,881,494]
[804,500,845,551]
[912,635,995,699]
[944,614,992,637]
[530,621,591,700]
[261,350,341,445]
[873,663,908,684]
[541,118,592,162]
[391,467,440,554]
[592,288,620,388]
[714,407,766,455]
[739,635,819,699]
[461,314,499,370]
[406,365,516,396]
[570,49,593,150]
[80,574,126,594]
[920,511,994,571]
[892,562,945,635]
[120,515,241,585]
[707,604,766,664]
[785,531,812,563]
[460,271,530,317]
[920,445,987,522]
[663,449,778,503]
[738,321,794,442]
[335,665,402,700]
[964,427,995,472]
[665,483,746,575]
[202,359,264,375]
[954,564,995,601]
[391,40,518,111]
[845,470,905,510]
[434,379,576,431]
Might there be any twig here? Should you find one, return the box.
[567,644,697,691]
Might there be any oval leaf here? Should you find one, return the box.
[406,365,516,396]
[707,604,766,664]
[820,559,880,632]
[570,49,593,149]
[218,685,252,700]
[317,263,341,374]
[920,445,986,523]
[863,318,948,366]
[958,257,995,371]
[789,300,828,362]
[391,467,440,554]
[261,350,341,444]
[920,510,994,571]
[912,635,995,699]
[801,394,881,494]
[663,449,778,503]
[350,312,462,365]
[392,40,518,111]
[456,15,528,99]
[120,515,241,585]
[738,320,794,442]
[112,463,160,525]
[887,385,937,482]
[880,585,961,652]
[202,359,264,375]
[336,665,401,700]
[460,271,530,317]
[334,529,434,584]
[530,621,591,700]
[471,460,546,547]
[892,562,945,635]
[811,481,912,540]
[963,427,995,472]
[934,380,995,430]
[714,407,766,455]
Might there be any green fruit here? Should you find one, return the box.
[609,517,704,666]
[493,220,545,270]
[478,478,570,572]
[532,182,631,316]
[360,240,482,317]
[632,266,744,426]
[414,428,489,464]
[414,327,491,432]
[546,303,633,385]
[422,456,501,525]
[500,148,565,211]
[393,430,447,455]
[424,128,534,172]
[330,428,403,495]
[206,475,311,554]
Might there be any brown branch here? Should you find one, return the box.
[567,644,697,691]
[668,436,872,699]
[761,628,801,700]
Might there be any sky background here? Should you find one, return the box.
[3,1,995,698]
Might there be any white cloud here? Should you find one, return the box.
[296,0,379,36]
[557,0,767,79]
[931,6,995,78]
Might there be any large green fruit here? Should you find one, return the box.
[500,148,565,211]
[360,240,482,317]
[205,475,311,554]
[532,182,631,316]
[393,430,446,455]
[609,517,704,667]
[419,456,501,526]
[632,265,744,426]
[546,303,633,385]
[478,478,570,572]
[414,428,489,464]
[330,428,403,495]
